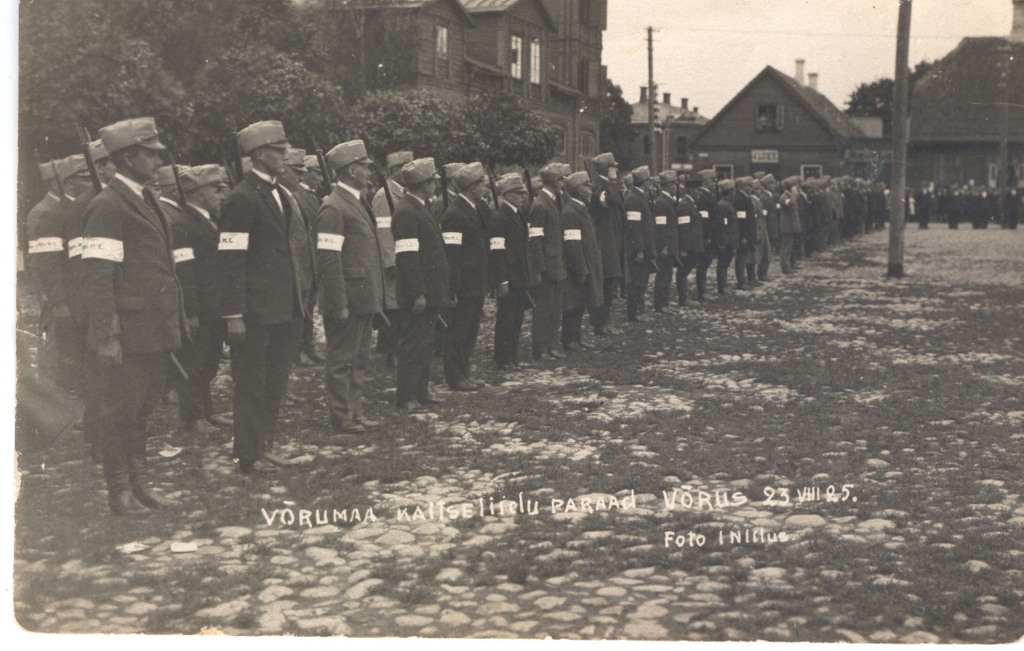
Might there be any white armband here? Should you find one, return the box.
[29,237,64,254]
[376,216,392,229]
[655,216,668,225]
[563,229,582,241]
[173,247,195,263]
[317,233,344,251]
[626,211,642,222]
[700,210,710,219]
[443,232,463,246]
[678,215,691,225]
[81,237,124,262]
[489,237,506,251]
[737,211,748,219]
[218,232,249,251]
[528,227,544,238]
[395,238,420,253]
[67,237,83,258]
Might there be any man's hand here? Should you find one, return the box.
[496,282,509,299]
[226,317,246,344]
[96,337,122,365]
[52,304,71,320]
[186,316,199,338]
[412,295,427,314]
[332,307,349,323]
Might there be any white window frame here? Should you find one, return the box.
[714,164,734,180]
[529,38,541,84]
[510,35,523,80]
[801,164,823,180]
[435,24,449,76]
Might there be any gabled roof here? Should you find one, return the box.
[631,100,707,126]
[911,37,1024,143]
[459,0,556,32]
[344,0,474,25]
[694,65,866,147]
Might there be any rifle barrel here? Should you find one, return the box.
[76,122,103,193]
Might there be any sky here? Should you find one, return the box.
[603,0,1015,118]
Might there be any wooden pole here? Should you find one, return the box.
[647,26,657,173]
[888,0,913,278]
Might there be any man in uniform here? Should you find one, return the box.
[172,165,231,437]
[488,173,533,370]
[733,177,758,290]
[441,162,491,390]
[153,165,184,220]
[315,140,386,434]
[392,158,451,412]
[755,175,777,282]
[217,120,315,474]
[692,170,719,299]
[528,163,567,360]
[282,147,324,365]
[80,117,183,514]
[713,178,739,294]
[623,166,656,320]
[371,150,413,367]
[560,171,602,351]
[588,153,624,336]
[652,170,680,313]
[778,176,802,273]
[675,175,704,304]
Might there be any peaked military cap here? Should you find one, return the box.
[783,175,802,187]
[386,151,414,169]
[88,139,110,163]
[237,120,289,154]
[64,154,90,179]
[565,171,591,191]
[326,140,370,170]
[402,158,440,186]
[540,163,567,184]
[557,163,572,177]
[718,178,736,192]
[495,173,527,195]
[760,174,776,184]
[592,152,617,170]
[621,173,634,186]
[303,155,321,171]
[155,165,178,188]
[39,161,59,183]
[180,164,228,194]
[658,170,678,184]
[443,162,466,179]
[453,162,486,191]
[697,169,717,182]
[99,117,167,154]
[631,166,651,184]
[285,147,307,168]
[752,171,766,180]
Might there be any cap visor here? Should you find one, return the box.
[139,140,167,151]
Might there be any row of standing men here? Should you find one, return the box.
[907,182,1022,230]
[23,117,888,516]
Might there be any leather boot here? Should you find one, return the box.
[104,462,148,516]
[129,456,178,509]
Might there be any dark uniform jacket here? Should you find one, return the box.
[442,195,490,298]
[527,189,566,283]
[488,201,534,289]
[29,194,74,314]
[392,193,452,310]
[779,189,802,234]
[693,187,718,250]
[590,176,624,279]
[217,171,315,325]
[80,176,184,353]
[63,187,100,321]
[676,192,704,254]
[623,187,657,260]
[653,191,680,258]
[315,183,385,318]
[561,197,604,310]
[734,191,758,250]
[758,189,781,245]
[371,179,404,310]
[172,203,221,320]
[712,198,739,249]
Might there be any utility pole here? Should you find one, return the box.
[998,42,1011,225]
[888,0,912,278]
[647,26,657,172]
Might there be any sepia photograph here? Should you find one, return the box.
[10,0,1024,643]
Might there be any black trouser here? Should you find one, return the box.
[626,257,649,318]
[696,251,713,300]
[531,279,563,355]
[561,307,585,347]
[716,247,734,292]
[589,277,619,332]
[374,308,402,356]
[653,254,675,310]
[757,243,772,280]
[444,295,484,387]
[52,314,81,395]
[735,246,752,287]
[494,286,529,367]
[397,306,438,405]
[675,252,699,304]
[91,351,168,490]
[177,317,225,425]
[230,319,302,463]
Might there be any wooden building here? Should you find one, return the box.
[908,0,1024,189]
[691,61,885,180]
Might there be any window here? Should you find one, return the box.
[756,104,785,132]
[801,165,823,179]
[435,24,449,76]
[578,57,589,95]
[988,162,1000,188]
[530,39,541,84]
[714,164,734,180]
[675,136,688,160]
[581,131,596,158]
[511,35,523,80]
[643,136,651,156]
[552,125,567,156]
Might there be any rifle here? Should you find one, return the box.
[168,150,188,207]
[311,136,332,194]
[486,165,500,209]
[228,118,244,183]
[439,166,450,211]
[221,154,237,189]
[372,158,395,214]
[523,167,535,203]
[75,122,102,193]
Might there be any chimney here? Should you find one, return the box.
[692,106,699,115]
[663,92,672,105]
[681,97,689,111]
[640,87,648,103]
[795,59,806,85]
[1013,0,1024,42]
[808,73,819,91]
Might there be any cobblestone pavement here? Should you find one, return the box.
[14,228,1024,641]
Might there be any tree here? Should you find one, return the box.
[460,92,558,168]
[348,90,477,164]
[600,80,637,170]
[846,60,935,135]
